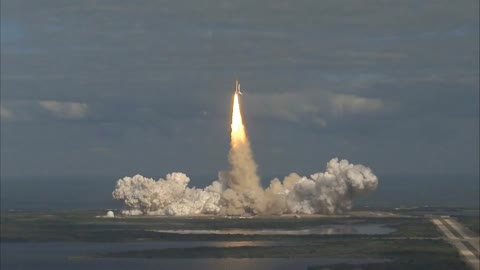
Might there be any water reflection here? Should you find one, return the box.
[150,224,395,235]
[1,242,388,270]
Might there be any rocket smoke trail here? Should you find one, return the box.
[112,82,379,216]
[228,92,260,190]
[221,92,265,215]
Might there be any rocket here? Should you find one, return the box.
[235,80,243,95]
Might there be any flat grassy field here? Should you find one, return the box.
[457,215,480,234]
[1,210,441,242]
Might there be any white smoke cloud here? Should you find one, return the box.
[113,91,378,216]
[112,172,223,216]
[113,158,378,216]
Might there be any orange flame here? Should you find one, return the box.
[231,93,246,147]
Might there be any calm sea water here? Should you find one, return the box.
[150,223,395,235]
[0,242,388,270]
[1,174,478,210]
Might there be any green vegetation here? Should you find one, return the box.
[308,261,467,270]
[1,210,441,242]
[390,206,479,218]
[457,216,480,234]
[388,218,442,238]
[1,210,469,269]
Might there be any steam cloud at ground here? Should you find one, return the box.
[112,158,378,216]
[112,92,378,216]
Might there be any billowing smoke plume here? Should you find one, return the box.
[112,158,378,216]
[112,92,378,216]
[112,173,223,215]
[220,93,265,215]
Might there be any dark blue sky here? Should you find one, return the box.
[1,0,478,181]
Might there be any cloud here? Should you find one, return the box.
[330,94,384,115]
[88,146,111,154]
[38,100,88,119]
[335,50,408,60]
[245,92,327,127]
[1,0,477,178]
[0,105,15,121]
[245,92,384,127]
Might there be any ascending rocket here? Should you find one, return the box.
[235,79,243,95]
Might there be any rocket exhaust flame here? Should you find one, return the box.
[225,91,264,215]
[231,93,246,146]
[112,80,379,216]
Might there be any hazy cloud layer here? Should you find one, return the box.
[38,100,88,119]
[1,0,478,177]
[245,92,384,127]
[330,94,383,115]
[0,105,14,121]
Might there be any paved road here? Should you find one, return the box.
[432,218,479,270]
[445,218,480,253]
